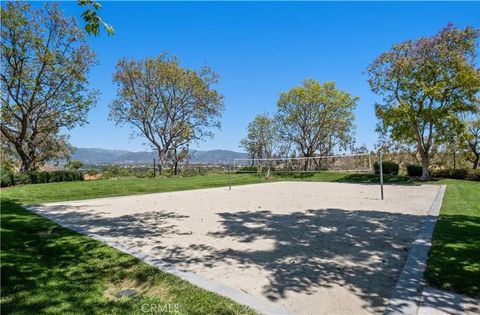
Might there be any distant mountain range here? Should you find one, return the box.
[72,148,248,165]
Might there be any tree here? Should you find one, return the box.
[240,113,282,161]
[368,24,480,179]
[110,53,224,175]
[78,0,114,36]
[276,80,358,169]
[65,160,84,170]
[169,145,190,176]
[463,109,480,169]
[1,2,97,171]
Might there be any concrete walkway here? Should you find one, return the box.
[385,185,479,315]
[418,287,479,315]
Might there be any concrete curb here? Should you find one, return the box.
[25,205,291,315]
[385,184,447,315]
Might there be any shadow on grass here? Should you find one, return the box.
[271,172,315,179]
[426,214,480,298]
[0,199,255,314]
[0,199,139,314]
[334,173,417,185]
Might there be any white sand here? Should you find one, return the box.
[29,182,441,314]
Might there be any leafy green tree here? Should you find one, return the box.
[368,24,480,179]
[65,160,84,170]
[276,80,358,164]
[78,0,114,35]
[240,113,282,161]
[110,53,224,175]
[1,2,97,171]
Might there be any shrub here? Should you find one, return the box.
[406,164,423,177]
[468,169,480,181]
[0,166,15,187]
[86,169,99,176]
[14,172,32,185]
[431,168,479,181]
[450,169,469,179]
[373,161,399,175]
[180,167,208,177]
[1,170,84,187]
[238,165,258,173]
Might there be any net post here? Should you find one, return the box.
[228,159,232,191]
[379,151,384,200]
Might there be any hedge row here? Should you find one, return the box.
[0,168,84,187]
[431,168,480,181]
[373,161,399,175]
[406,164,423,177]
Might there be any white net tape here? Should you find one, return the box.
[233,153,373,174]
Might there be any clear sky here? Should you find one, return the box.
[43,1,480,152]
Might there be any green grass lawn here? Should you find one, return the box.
[1,172,412,204]
[425,179,480,297]
[1,172,478,314]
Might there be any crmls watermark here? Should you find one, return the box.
[140,303,181,314]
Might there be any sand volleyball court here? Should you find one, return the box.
[27,182,442,314]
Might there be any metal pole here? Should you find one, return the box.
[228,160,232,191]
[379,151,384,200]
[153,158,156,177]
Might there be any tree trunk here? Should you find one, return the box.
[19,156,34,172]
[174,160,179,176]
[157,151,164,176]
[303,151,312,172]
[14,142,33,172]
[420,153,430,180]
[473,154,479,170]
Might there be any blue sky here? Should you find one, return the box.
[47,1,479,152]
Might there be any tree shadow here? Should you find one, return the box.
[13,200,463,313]
[271,172,315,179]
[334,173,417,185]
[25,203,189,250]
[1,199,143,314]
[153,208,428,313]
[426,214,480,298]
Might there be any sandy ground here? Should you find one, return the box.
[28,182,441,315]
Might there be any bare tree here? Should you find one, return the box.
[110,53,224,174]
[1,2,97,171]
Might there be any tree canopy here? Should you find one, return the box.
[109,53,224,174]
[1,2,97,171]
[276,80,358,158]
[240,113,283,160]
[77,0,114,36]
[368,24,480,178]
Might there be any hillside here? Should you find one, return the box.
[72,148,248,165]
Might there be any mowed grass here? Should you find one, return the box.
[1,172,478,315]
[425,179,480,297]
[1,172,412,204]
[1,173,267,204]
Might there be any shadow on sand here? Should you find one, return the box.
[24,202,438,313]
